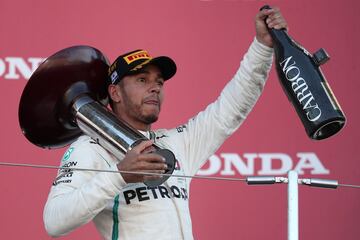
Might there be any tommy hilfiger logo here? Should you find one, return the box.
[110,71,119,84]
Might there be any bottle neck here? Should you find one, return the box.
[269,28,311,58]
[268,28,292,47]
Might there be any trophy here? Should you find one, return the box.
[18,46,175,187]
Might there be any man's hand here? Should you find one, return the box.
[255,7,288,48]
[117,140,168,183]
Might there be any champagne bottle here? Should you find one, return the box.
[260,5,346,140]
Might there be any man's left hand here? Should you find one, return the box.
[255,7,288,48]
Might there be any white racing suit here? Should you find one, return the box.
[43,38,273,240]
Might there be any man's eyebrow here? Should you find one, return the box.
[136,70,163,78]
[136,70,148,74]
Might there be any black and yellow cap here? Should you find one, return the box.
[107,49,177,85]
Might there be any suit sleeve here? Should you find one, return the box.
[179,38,273,176]
[43,139,126,237]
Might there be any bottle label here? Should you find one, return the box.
[280,56,322,122]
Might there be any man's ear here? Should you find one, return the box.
[108,84,122,103]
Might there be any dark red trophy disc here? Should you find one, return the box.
[18,46,109,148]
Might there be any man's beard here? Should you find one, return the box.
[128,105,159,125]
[121,90,160,125]
[141,113,159,124]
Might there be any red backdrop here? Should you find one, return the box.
[0,0,359,239]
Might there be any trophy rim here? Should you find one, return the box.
[18,45,110,149]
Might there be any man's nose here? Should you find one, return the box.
[149,82,161,93]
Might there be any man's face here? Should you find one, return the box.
[115,64,165,126]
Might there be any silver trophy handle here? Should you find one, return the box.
[72,95,175,187]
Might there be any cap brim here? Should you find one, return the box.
[148,56,177,81]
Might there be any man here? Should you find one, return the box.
[44,7,287,240]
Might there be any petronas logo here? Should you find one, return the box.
[62,147,74,162]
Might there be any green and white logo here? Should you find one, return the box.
[62,147,74,162]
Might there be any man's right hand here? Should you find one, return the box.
[117,140,168,183]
